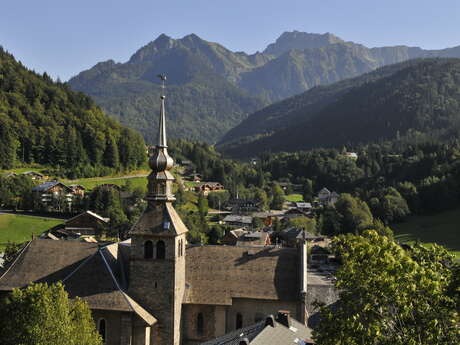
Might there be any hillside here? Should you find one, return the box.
[68,31,460,144]
[0,48,146,175]
[219,58,460,157]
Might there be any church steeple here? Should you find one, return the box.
[129,73,188,345]
[146,74,175,202]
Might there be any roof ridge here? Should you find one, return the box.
[62,251,99,282]
[99,247,157,325]
[0,241,32,282]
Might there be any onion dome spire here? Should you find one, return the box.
[146,74,175,202]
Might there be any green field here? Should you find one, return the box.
[63,175,148,191]
[0,214,63,250]
[285,194,303,202]
[393,207,460,259]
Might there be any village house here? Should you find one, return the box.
[222,214,253,227]
[68,184,86,197]
[32,181,74,211]
[236,231,271,247]
[317,188,339,206]
[195,182,224,195]
[227,199,261,214]
[0,89,337,345]
[22,171,45,180]
[221,228,248,245]
[64,210,110,236]
[343,152,358,160]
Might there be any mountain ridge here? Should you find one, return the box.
[68,31,460,144]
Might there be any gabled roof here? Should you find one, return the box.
[223,215,253,224]
[0,240,156,326]
[32,181,69,192]
[65,210,110,224]
[201,314,313,345]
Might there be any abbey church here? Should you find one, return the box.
[0,89,337,345]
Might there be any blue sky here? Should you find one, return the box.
[1,0,459,80]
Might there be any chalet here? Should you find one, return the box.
[22,171,44,180]
[32,181,73,210]
[195,182,224,195]
[65,210,110,236]
[252,210,286,226]
[317,188,339,206]
[283,208,310,219]
[295,202,312,210]
[273,228,318,248]
[236,231,271,247]
[202,311,314,345]
[68,184,86,197]
[228,199,261,213]
[222,214,253,227]
[221,228,248,245]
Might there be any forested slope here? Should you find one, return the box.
[0,47,146,176]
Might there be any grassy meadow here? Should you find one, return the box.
[393,207,460,259]
[0,214,63,250]
[285,193,303,202]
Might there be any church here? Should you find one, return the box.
[0,86,337,345]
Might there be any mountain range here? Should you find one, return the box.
[218,58,460,157]
[68,31,460,144]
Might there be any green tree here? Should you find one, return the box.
[285,216,316,233]
[335,193,373,234]
[0,282,102,345]
[302,178,314,202]
[270,183,285,210]
[313,231,459,345]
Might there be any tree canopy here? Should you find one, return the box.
[313,231,460,345]
[0,282,102,345]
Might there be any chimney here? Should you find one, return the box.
[277,310,291,328]
[264,314,275,328]
[239,338,249,345]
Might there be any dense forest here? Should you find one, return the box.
[0,47,146,177]
[220,58,460,157]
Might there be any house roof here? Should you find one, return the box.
[184,245,299,305]
[65,210,110,224]
[295,202,312,209]
[223,215,253,224]
[32,181,68,192]
[201,314,313,345]
[0,240,156,326]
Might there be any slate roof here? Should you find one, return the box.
[0,239,156,326]
[201,315,313,345]
[32,181,68,192]
[184,245,299,305]
[223,215,253,225]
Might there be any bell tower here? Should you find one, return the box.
[129,74,188,345]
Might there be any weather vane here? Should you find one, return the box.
[157,74,167,96]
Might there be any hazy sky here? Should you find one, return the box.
[1,0,459,80]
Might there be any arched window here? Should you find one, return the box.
[197,312,204,335]
[98,319,106,343]
[236,313,243,329]
[178,240,181,257]
[144,240,153,259]
[157,240,165,259]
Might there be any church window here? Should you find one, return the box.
[157,240,165,259]
[197,312,204,335]
[180,239,184,256]
[177,240,181,256]
[144,240,153,259]
[236,313,243,329]
[98,318,106,343]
